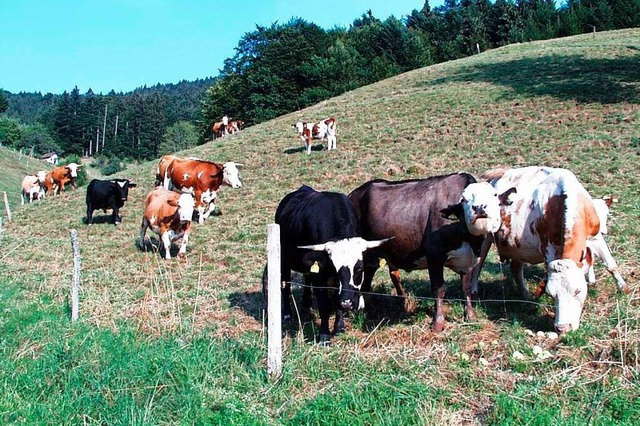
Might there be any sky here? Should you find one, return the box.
[1,0,440,95]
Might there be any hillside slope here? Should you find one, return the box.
[0,145,52,209]
[2,28,639,423]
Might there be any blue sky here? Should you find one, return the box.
[1,0,440,95]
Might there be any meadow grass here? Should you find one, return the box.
[1,29,639,424]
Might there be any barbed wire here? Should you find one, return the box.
[282,280,555,309]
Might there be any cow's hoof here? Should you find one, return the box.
[334,322,346,335]
[621,285,631,295]
[317,334,331,345]
[283,313,292,321]
[432,321,445,333]
[465,309,477,322]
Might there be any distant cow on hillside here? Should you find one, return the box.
[293,117,337,154]
[50,163,81,194]
[21,171,47,204]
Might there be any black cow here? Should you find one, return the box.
[86,179,137,225]
[270,185,388,343]
[349,173,509,332]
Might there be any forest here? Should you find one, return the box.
[1,0,638,173]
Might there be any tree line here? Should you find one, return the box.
[1,0,638,171]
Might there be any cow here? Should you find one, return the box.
[228,120,244,134]
[471,166,628,333]
[42,171,59,197]
[349,173,508,333]
[139,188,195,260]
[21,171,47,205]
[50,163,81,194]
[212,115,230,138]
[270,185,389,343]
[163,157,243,224]
[583,196,627,290]
[293,117,337,154]
[154,154,179,187]
[85,178,137,225]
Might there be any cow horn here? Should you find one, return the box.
[298,243,328,251]
[363,236,394,249]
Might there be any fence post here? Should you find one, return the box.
[3,192,12,223]
[267,223,282,377]
[70,229,81,321]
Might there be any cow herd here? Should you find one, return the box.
[20,163,82,204]
[269,166,629,342]
[19,123,629,341]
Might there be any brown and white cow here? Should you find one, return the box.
[154,154,179,187]
[163,157,242,224]
[139,188,195,259]
[584,196,628,291]
[42,171,59,196]
[472,166,626,332]
[21,171,47,205]
[293,117,337,154]
[50,163,81,194]
[228,120,244,134]
[212,115,231,139]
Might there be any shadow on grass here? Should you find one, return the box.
[284,144,325,155]
[83,215,116,225]
[228,290,264,323]
[137,237,184,259]
[427,54,640,104]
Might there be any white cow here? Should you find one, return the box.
[21,171,47,205]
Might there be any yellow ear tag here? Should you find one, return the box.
[310,261,320,273]
[379,258,387,268]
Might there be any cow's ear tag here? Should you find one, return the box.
[310,261,320,273]
[379,258,387,268]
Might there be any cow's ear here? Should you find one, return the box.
[441,203,464,220]
[302,252,329,274]
[499,187,517,206]
[167,199,179,207]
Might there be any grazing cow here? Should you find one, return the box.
[154,154,179,187]
[293,117,337,154]
[349,173,508,332]
[164,157,243,224]
[139,188,195,259]
[86,178,137,225]
[473,166,628,332]
[212,115,230,138]
[21,171,47,205]
[583,196,627,290]
[271,185,388,342]
[50,163,81,194]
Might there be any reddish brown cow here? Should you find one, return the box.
[42,171,59,196]
[164,157,242,224]
[139,188,195,259]
[154,154,179,187]
[50,163,81,194]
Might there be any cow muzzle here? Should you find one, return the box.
[340,299,353,310]
[555,323,573,333]
[472,205,487,218]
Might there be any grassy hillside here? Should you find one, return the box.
[1,29,639,424]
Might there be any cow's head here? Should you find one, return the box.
[299,237,391,311]
[222,162,243,189]
[545,259,588,333]
[591,196,616,235]
[36,170,47,184]
[293,122,304,135]
[456,182,514,236]
[170,193,195,222]
[112,179,137,202]
[66,163,81,177]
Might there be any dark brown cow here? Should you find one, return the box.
[163,157,242,224]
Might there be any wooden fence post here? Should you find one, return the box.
[3,192,12,223]
[267,223,282,377]
[69,229,81,321]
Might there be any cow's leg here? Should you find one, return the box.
[281,264,293,321]
[510,260,531,299]
[113,206,121,225]
[469,235,492,298]
[461,272,476,321]
[313,286,332,342]
[302,275,313,310]
[389,267,406,297]
[589,234,629,293]
[86,203,94,224]
[178,231,189,258]
[306,139,311,155]
[161,232,173,260]
[139,218,149,251]
[359,260,379,311]
[21,192,26,206]
[427,263,447,333]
